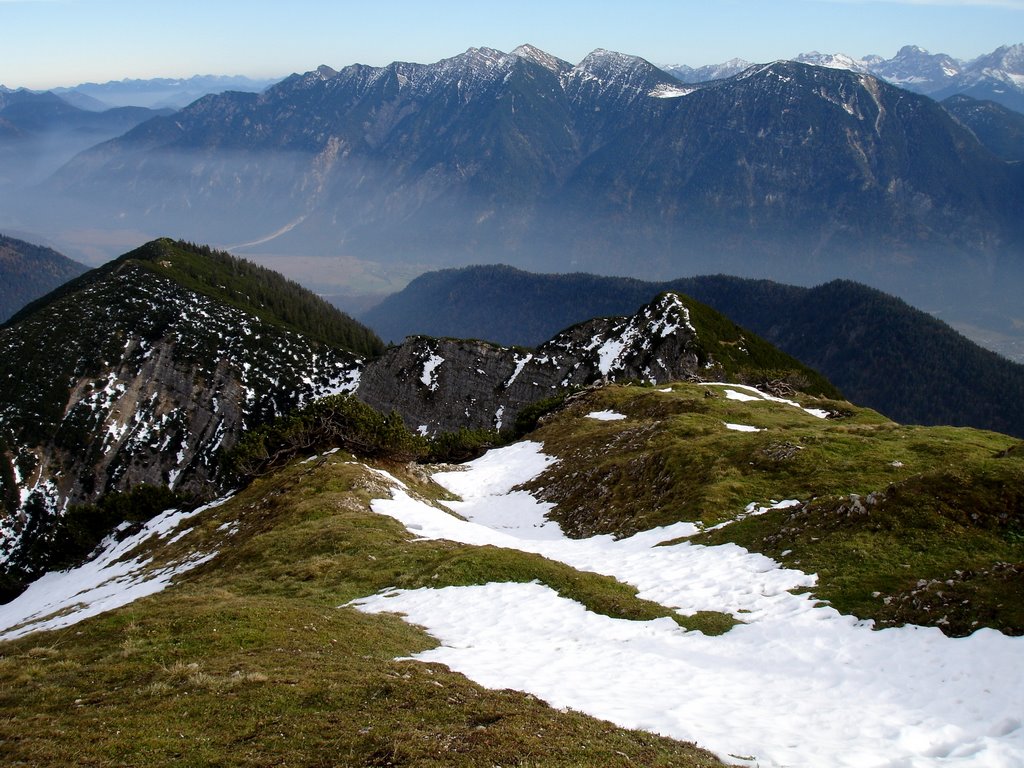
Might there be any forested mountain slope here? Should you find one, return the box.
[0,239,376,594]
[0,234,87,322]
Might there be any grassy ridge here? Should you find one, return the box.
[0,453,722,767]
[526,383,1024,635]
[660,291,841,399]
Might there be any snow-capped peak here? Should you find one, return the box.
[795,51,870,73]
[511,44,572,75]
[456,46,513,71]
[966,43,1024,74]
[575,48,660,78]
[567,48,678,100]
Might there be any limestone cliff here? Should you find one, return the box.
[358,294,746,433]
[0,245,364,583]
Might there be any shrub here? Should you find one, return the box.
[224,394,427,481]
[427,428,501,463]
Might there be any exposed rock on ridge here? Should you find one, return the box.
[357,293,795,434]
[0,257,361,581]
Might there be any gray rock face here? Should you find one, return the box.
[0,263,360,578]
[357,293,719,433]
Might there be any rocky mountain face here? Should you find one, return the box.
[941,94,1024,162]
[360,265,1024,438]
[866,45,964,93]
[27,46,1022,293]
[0,234,87,322]
[357,292,837,435]
[0,240,370,587]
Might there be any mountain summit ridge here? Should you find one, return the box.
[39,45,1022,270]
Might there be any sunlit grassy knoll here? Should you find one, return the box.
[0,453,723,767]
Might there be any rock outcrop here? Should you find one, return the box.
[358,293,728,433]
[0,253,361,583]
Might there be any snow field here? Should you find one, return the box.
[353,441,1024,768]
[0,497,230,641]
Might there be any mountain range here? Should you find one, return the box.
[3,44,1016,359]
[0,241,1021,767]
[52,74,279,111]
[666,43,1024,114]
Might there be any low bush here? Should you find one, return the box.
[224,394,427,481]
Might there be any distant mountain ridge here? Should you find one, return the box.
[361,265,1024,438]
[26,46,1023,324]
[3,44,1021,361]
[53,74,280,110]
[0,89,168,187]
[667,43,1024,113]
[0,234,87,322]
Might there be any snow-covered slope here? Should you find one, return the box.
[355,438,1024,767]
[1,378,1021,766]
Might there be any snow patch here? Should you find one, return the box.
[0,497,232,641]
[649,83,696,98]
[353,442,1024,768]
[587,410,627,421]
[420,354,444,391]
[724,422,762,432]
[505,353,533,387]
[712,382,829,419]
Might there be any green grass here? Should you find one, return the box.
[5,378,1019,763]
[526,383,1024,636]
[0,453,722,767]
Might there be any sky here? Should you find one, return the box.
[2,0,1022,90]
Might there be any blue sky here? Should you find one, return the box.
[3,0,1021,90]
